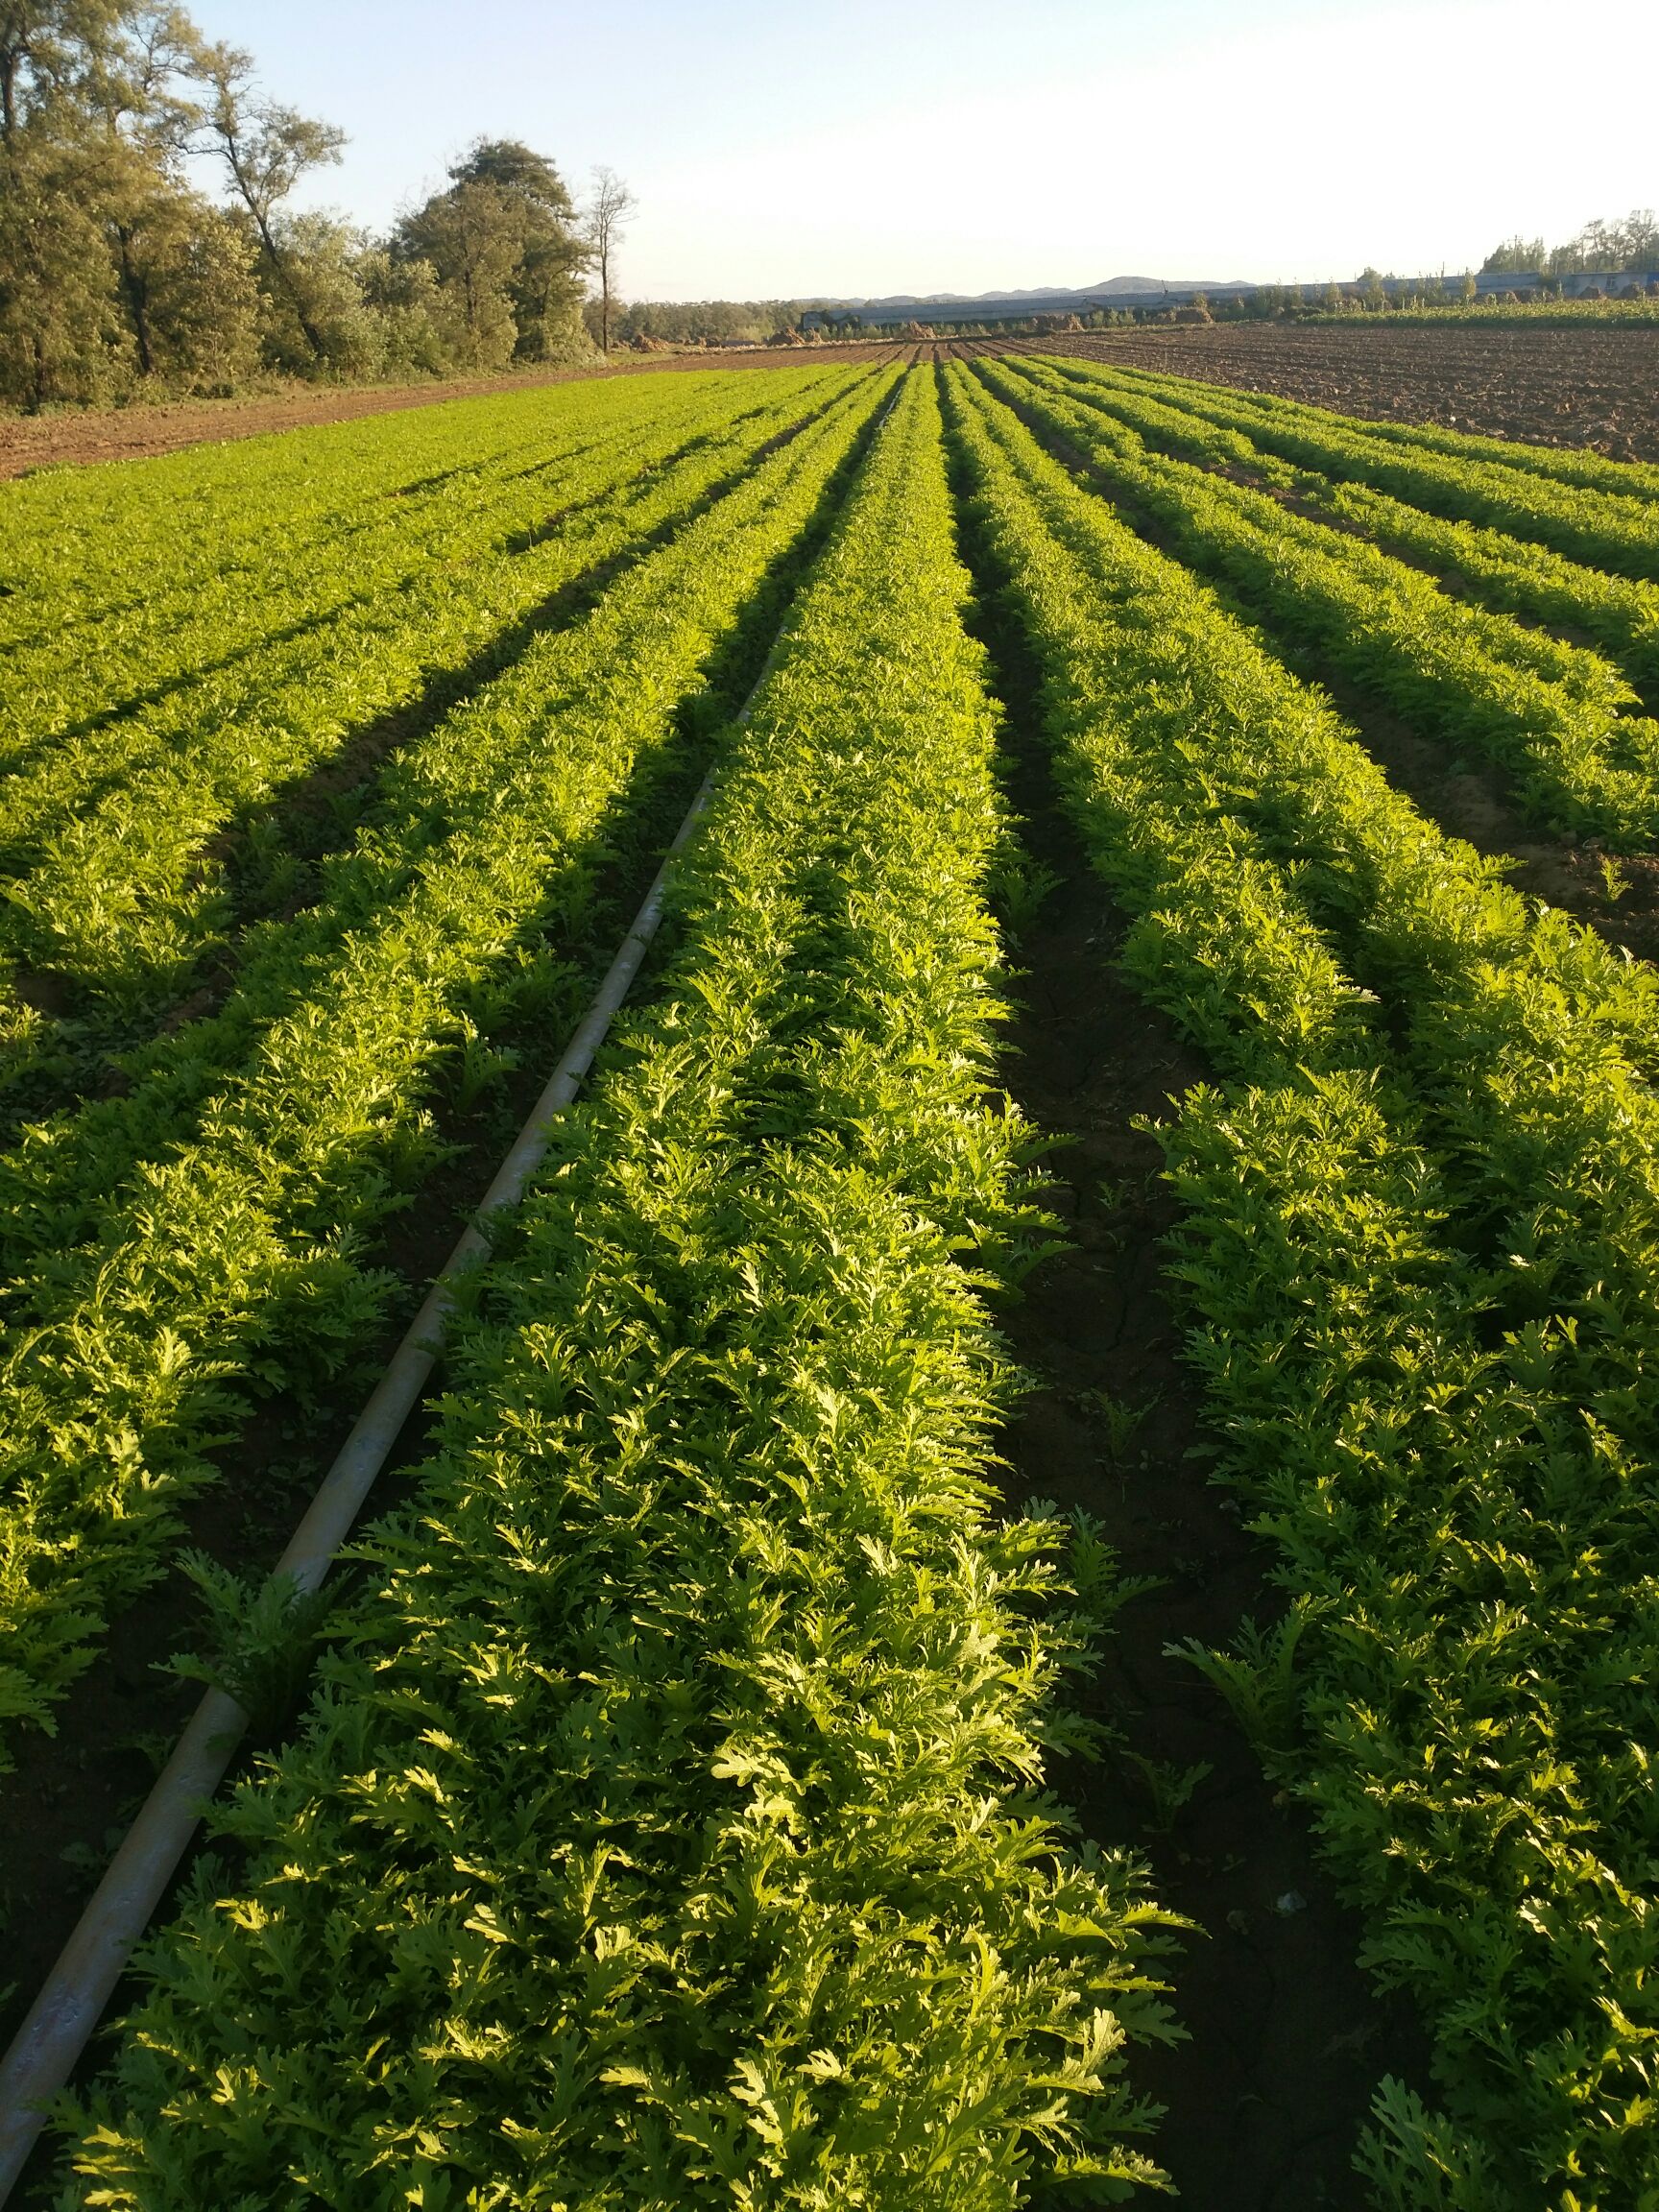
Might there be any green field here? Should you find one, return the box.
[4,354,1659,2208]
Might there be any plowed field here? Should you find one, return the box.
[1021,319,1659,459]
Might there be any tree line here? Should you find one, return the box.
[616,299,806,347]
[0,1,637,409]
[1484,209,1659,277]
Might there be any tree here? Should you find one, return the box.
[1482,234,1544,275]
[1482,212,1659,282]
[450,139,586,357]
[0,0,126,146]
[616,297,798,347]
[0,4,602,409]
[395,177,523,368]
[76,6,256,384]
[0,0,229,403]
[1551,208,1659,275]
[396,137,590,367]
[354,239,449,375]
[0,125,122,403]
[584,162,636,354]
[448,134,568,209]
[86,3,194,373]
[190,38,343,363]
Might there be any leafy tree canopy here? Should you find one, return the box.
[0,17,607,407]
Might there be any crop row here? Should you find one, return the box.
[1038,355,1659,706]
[0,365,895,1775]
[16,352,1659,2208]
[55,371,1183,2212]
[1188,365,1659,506]
[945,362,1659,2207]
[0,368,865,1130]
[0,374,757,781]
[983,355,1659,847]
[0,377,675,741]
[0,390,655,779]
[0,371,797,665]
[0,369,866,766]
[1035,352,1659,565]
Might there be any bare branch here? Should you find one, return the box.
[585,162,637,354]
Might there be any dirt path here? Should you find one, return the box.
[0,344,903,481]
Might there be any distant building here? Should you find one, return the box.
[1557,269,1659,297]
[1473,269,1658,298]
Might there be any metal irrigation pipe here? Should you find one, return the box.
[0,758,723,2204]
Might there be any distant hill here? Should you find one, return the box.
[822,276,1251,307]
[1084,275,1250,296]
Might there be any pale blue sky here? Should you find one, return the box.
[182,0,1659,300]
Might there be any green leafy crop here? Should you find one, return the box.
[943,358,1659,2207]
[58,370,1183,2210]
[14,340,1659,2212]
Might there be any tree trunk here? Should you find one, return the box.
[252,204,327,361]
[114,225,156,376]
[226,142,328,364]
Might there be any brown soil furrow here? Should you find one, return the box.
[994,789,1431,2210]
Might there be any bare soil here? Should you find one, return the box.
[1017,322,1659,462]
[0,343,906,481]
